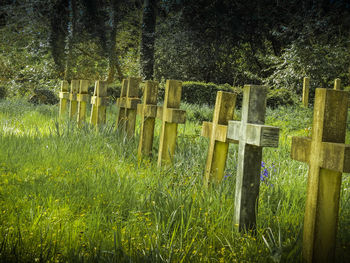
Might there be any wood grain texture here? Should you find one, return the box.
[291,88,349,263]
[138,81,159,158]
[230,85,279,232]
[69,80,79,120]
[202,91,236,185]
[157,80,184,167]
[59,80,69,117]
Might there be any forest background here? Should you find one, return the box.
[0,0,350,105]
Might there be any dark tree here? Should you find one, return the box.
[139,0,157,80]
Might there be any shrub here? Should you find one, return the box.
[267,88,298,109]
[0,86,7,99]
[157,81,239,106]
[28,89,59,105]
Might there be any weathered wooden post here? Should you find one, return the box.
[116,77,141,137]
[137,80,158,158]
[334,78,341,90]
[90,81,108,126]
[77,80,90,126]
[302,77,310,107]
[227,85,279,231]
[59,80,69,117]
[157,80,186,166]
[201,91,237,185]
[69,80,79,120]
[291,88,350,263]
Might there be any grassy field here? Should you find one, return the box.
[0,99,349,262]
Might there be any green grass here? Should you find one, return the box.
[0,99,349,262]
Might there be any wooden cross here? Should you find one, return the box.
[137,80,158,158]
[90,81,108,126]
[291,88,350,263]
[58,80,69,117]
[201,91,237,185]
[69,80,79,120]
[303,77,310,107]
[334,78,341,90]
[157,80,186,166]
[116,77,141,137]
[227,85,279,232]
[76,80,90,126]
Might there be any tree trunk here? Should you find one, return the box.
[139,0,156,81]
[106,2,124,83]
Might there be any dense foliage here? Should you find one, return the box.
[0,0,349,102]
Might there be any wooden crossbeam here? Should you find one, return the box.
[291,88,349,263]
[157,80,186,166]
[90,81,108,126]
[69,80,79,120]
[226,85,279,232]
[59,80,69,117]
[77,80,90,126]
[201,91,236,184]
[137,80,159,158]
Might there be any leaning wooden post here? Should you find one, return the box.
[302,77,310,107]
[201,91,236,185]
[69,80,79,120]
[227,85,279,231]
[334,78,341,90]
[291,88,350,263]
[116,77,141,137]
[137,81,159,158]
[59,80,69,117]
[90,81,108,126]
[157,80,186,166]
[77,80,90,126]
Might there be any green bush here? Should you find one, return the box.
[181,81,234,105]
[0,86,7,99]
[267,88,298,108]
[28,89,59,105]
[158,81,239,106]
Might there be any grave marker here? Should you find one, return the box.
[303,77,310,107]
[157,80,186,166]
[137,80,159,158]
[59,80,69,117]
[90,81,108,126]
[77,80,90,126]
[69,80,79,120]
[291,88,350,263]
[334,78,341,90]
[227,85,279,231]
[116,77,141,137]
[201,91,237,184]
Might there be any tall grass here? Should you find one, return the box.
[0,99,349,262]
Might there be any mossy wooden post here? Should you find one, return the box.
[90,81,108,126]
[59,80,69,117]
[77,80,90,126]
[116,77,141,137]
[137,80,158,158]
[68,80,79,120]
[201,91,236,185]
[291,88,350,263]
[226,85,279,232]
[334,78,341,90]
[303,77,310,107]
[157,80,186,166]
[116,79,128,128]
